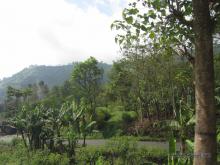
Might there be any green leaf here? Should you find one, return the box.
[149,31,155,39]
[186,139,194,152]
[110,23,114,30]
[148,10,156,19]
[169,135,176,154]
[86,121,96,129]
[119,39,123,45]
[186,115,195,125]
[128,8,139,15]
[136,29,140,36]
[140,25,148,32]
[215,96,220,104]
[160,9,166,16]
[125,16,133,24]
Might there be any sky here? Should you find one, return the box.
[0,0,129,79]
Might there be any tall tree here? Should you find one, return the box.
[71,57,103,119]
[112,0,220,164]
[193,0,216,164]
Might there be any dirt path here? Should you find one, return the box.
[0,135,179,150]
[0,134,18,143]
[78,139,173,150]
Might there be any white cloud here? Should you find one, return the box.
[0,0,128,79]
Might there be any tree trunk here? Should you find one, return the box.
[83,135,86,147]
[192,0,217,164]
[21,130,28,150]
[180,137,186,154]
[155,102,160,120]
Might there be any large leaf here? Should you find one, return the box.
[149,31,155,39]
[86,121,96,130]
[215,96,220,104]
[169,135,176,154]
[186,115,195,126]
[125,16,133,24]
[186,139,194,152]
[168,134,176,165]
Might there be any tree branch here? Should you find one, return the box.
[177,44,195,67]
[167,0,193,28]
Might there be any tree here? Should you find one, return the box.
[71,57,103,120]
[12,105,46,150]
[108,60,133,109]
[60,80,73,99]
[192,1,217,164]
[112,0,220,164]
[6,86,23,112]
[78,99,96,147]
[6,86,32,116]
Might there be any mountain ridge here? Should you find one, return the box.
[0,63,112,101]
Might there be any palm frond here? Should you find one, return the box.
[215,96,220,104]
[186,115,195,126]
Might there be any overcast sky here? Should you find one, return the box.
[0,0,129,79]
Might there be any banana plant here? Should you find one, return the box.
[168,133,176,165]
[168,132,194,165]
[78,99,97,147]
[11,106,29,149]
[153,98,195,154]
[80,118,96,147]
[44,106,66,151]
[11,105,46,150]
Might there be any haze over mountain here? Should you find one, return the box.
[0,63,111,101]
[0,0,128,79]
[0,45,219,102]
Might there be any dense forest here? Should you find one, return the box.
[0,0,220,165]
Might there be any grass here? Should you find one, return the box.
[0,138,69,165]
[2,136,220,164]
[0,136,169,165]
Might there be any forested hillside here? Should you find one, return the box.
[0,63,111,101]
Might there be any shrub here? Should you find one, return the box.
[76,146,104,164]
[0,140,69,165]
[95,156,111,165]
[11,137,22,146]
[76,136,168,165]
[96,107,111,130]
[29,150,69,165]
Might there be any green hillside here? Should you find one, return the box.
[0,63,111,101]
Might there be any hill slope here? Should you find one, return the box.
[0,63,112,101]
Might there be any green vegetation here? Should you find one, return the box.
[0,52,219,164]
[0,0,220,164]
[0,63,111,104]
[0,138,69,165]
[0,137,168,165]
[77,137,168,165]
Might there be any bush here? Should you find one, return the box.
[96,106,138,138]
[95,105,139,138]
[31,151,69,165]
[96,107,111,130]
[0,139,29,165]
[108,105,125,112]
[96,156,111,165]
[0,136,168,165]
[0,140,69,165]
[76,136,168,165]
[11,137,22,146]
[76,146,105,164]
[122,111,137,123]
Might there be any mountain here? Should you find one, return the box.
[0,63,112,101]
